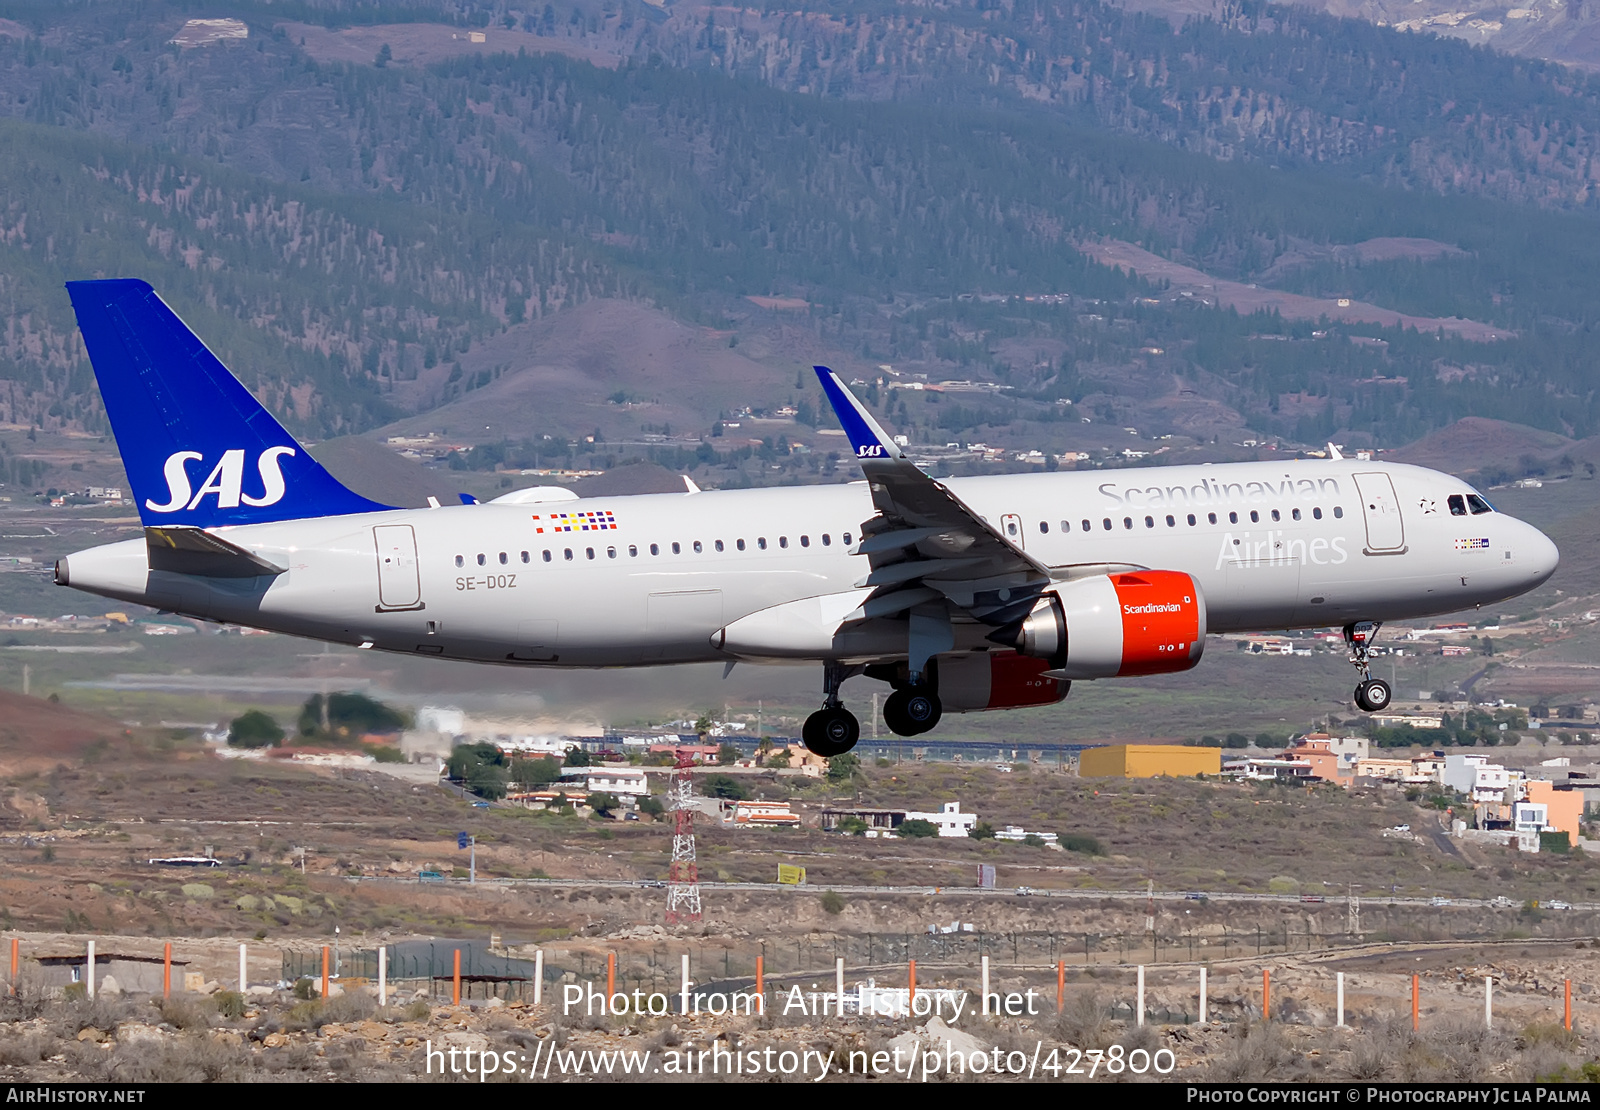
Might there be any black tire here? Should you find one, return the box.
[884,688,942,736]
[1361,678,1392,712]
[802,708,860,756]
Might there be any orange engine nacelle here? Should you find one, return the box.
[939,651,1070,712]
[1002,570,1206,680]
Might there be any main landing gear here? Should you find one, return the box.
[801,662,862,757]
[863,661,942,737]
[1344,620,1392,713]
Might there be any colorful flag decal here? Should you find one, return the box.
[533,511,617,533]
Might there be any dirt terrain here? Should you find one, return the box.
[1081,239,1510,341]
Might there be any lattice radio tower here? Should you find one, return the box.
[665,749,702,923]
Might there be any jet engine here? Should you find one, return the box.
[996,570,1206,679]
[938,651,1069,712]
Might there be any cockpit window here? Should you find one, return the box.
[1466,494,1494,515]
[1448,494,1467,516]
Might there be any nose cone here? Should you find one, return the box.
[1524,523,1560,590]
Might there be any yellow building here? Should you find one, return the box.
[1078,744,1221,778]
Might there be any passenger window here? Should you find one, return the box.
[1039,521,1049,534]
[1448,494,1467,516]
[586,548,595,560]
[1313,508,1323,520]
[1144,516,1154,528]
[476,553,486,566]
[693,541,703,554]
[650,543,660,555]
[715,540,724,552]
[520,551,530,563]
[1187,514,1196,526]
[628,545,638,557]
[1081,520,1090,532]
[758,538,768,550]
[542,550,552,562]
[1249,511,1259,523]
[454,555,464,568]
[1467,494,1493,515]
[1228,512,1238,524]
[1103,518,1112,530]
[736,539,746,551]
[800,536,810,547]
[607,546,617,559]
[1123,518,1133,530]
[1166,515,1175,527]
[672,542,681,554]
[1208,513,1217,524]
[563,549,573,561]
[843,532,853,545]
[499,552,508,565]
[1333,506,1344,519]
[822,534,831,546]
[1291,509,1301,521]
[1270,510,1280,522]
[779,537,789,548]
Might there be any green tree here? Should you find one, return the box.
[820,890,845,915]
[563,746,592,767]
[896,819,938,838]
[638,796,665,819]
[700,774,749,800]
[717,742,741,765]
[514,756,562,787]
[765,748,792,768]
[836,816,869,836]
[1058,833,1105,855]
[299,692,407,738]
[587,792,619,817]
[447,743,509,800]
[827,753,861,784]
[969,822,996,840]
[374,43,392,68]
[228,710,283,749]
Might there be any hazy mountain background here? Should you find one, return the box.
[3,0,1600,492]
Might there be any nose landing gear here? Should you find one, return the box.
[1345,621,1392,712]
[801,662,862,757]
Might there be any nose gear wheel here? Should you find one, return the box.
[1344,621,1390,713]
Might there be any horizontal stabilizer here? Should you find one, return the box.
[146,526,286,579]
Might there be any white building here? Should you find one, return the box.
[904,801,978,837]
[560,767,650,797]
[993,826,1058,845]
[1440,754,1510,803]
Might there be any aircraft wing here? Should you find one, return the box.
[814,366,1053,629]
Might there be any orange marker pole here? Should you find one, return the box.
[1057,961,1065,1013]
[453,948,461,1006]
[1412,974,1420,1031]
[321,946,330,1000]
[607,951,616,999]
[755,955,764,1000]
[1566,979,1573,1031]
[1263,969,1271,1022]
[162,942,171,998]
[908,960,917,1010]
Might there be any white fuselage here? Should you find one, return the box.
[56,460,1558,668]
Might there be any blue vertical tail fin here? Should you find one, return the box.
[67,279,392,528]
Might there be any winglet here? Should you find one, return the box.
[813,366,907,463]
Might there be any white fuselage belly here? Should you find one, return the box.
[58,460,1556,668]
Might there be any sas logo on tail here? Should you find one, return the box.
[146,448,295,513]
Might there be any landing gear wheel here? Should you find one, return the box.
[1354,678,1392,713]
[802,707,860,757]
[883,688,943,736]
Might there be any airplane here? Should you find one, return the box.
[55,279,1559,756]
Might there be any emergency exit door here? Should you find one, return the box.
[373,524,424,611]
[1000,513,1026,550]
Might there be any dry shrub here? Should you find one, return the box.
[0,1030,54,1066]
[1116,1021,1161,1054]
[1399,1019,1507,1083]
[322,989,377,1024]
[1054,990,1110,1050]
[1340,1033,1393,1082]
[157,995,209,1032]
[103,1035,248,1083]
[1207,1020,1297,1081]
[60,992,135,1034]
[0,969,54,1021]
